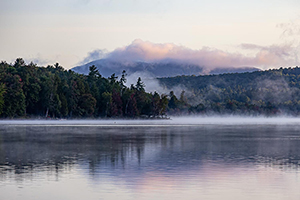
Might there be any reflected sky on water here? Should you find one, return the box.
[1,120,300,200]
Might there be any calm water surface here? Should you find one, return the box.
[1,119,300,200]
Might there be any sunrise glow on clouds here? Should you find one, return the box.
[0,0,300,69]
[85,39,298,70]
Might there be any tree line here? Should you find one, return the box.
[0,58,169,118]
[159,66,300,115]
[2,58,300,118]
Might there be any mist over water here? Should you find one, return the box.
[1,116,300,126]
[1,119,300,200]
[171,116,300,125]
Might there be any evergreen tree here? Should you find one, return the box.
[0,83,6,115]
[136,77,145,92]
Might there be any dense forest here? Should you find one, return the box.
[1,58,300,118]
[0,58,169,118]
[159,66,300,115]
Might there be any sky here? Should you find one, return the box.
[1,0,300,70]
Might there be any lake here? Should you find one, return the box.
[1,117,300,200]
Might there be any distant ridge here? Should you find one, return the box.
[71,59,259,77]
[158,66,300,92]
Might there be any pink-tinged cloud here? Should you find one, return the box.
[106,39,298,70]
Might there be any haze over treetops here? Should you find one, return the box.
[1,59,300,118]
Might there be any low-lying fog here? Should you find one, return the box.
[1,116,300,126]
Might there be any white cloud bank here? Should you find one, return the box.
[76,38,300,95]
[82,39,299,71]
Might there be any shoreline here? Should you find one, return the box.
[1,116,300,126]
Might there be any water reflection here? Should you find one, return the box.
[1,124,300,199]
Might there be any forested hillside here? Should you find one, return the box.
[0,59,169,118]
[1,58,300,118]
[159,67,300,115]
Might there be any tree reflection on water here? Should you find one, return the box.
[1,125,300,182]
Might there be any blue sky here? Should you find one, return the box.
[1,0,300,69]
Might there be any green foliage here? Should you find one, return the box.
[2,58,300,118]
[160,66,300,116]
[1,59,165,118]
[0,83,6,115]
[2,73,26,117]
[168,91,179,110]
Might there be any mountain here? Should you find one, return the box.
[71,59,259,77]
[158,67,282,92]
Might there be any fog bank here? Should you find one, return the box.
[80,39,299,72]
[1,116,300,126]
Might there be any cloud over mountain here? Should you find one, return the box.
[74,39,299,94]
[81,39,298,71]
[78,49,107,65]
